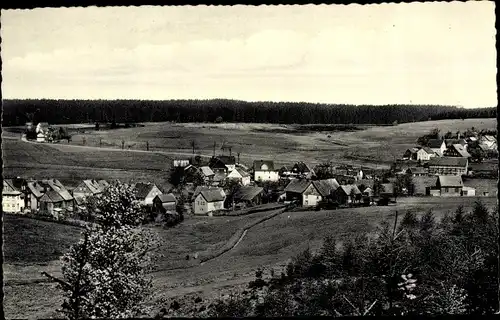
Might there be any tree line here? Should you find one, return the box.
[3,99,496,126]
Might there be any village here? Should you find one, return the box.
[3,124,497,224]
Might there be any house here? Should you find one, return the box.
[2,179,25,213]
[192,186,225,201]
[193,188,226,216]
[290,162,314,179]
[72,179,104,203]
[227,167,251,186]
[133,182,163,206]
[233,186,264,207]
[445,144,471,158]
[428,176,463,197]
[479,135,497,151]
[380,183,395,198]
[284,178,339,207]
[173,159,191,168]
[38,179,74,216]
[35,122,49,142]
[184,164,199,175]
[333,184,362,205]
[427,139,446,156]
[212,172,228,186]
[354,179,374,192]
[26,181,45,211]
[153,193,177,213]
[402,147,420,161]
[405,167,428,177]
[278,166,290,177]
[253,160,279,182]
[461,186,476,197]
[199,166,215,183]
[209,156,236,173]
[445,139,468,149]
[417,147,436,161]
[428,157,468,176]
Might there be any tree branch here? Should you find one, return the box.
[41,271,72,291]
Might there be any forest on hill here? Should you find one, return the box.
[2,99,496,126]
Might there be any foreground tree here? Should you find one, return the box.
[43,182,158,319]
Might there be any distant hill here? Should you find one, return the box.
[2,98,496,126]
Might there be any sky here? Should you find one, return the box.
[1,2,497,107]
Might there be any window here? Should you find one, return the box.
[444,188,449,193]
[455,188,460,192]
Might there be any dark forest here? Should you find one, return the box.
[2,99,496,126]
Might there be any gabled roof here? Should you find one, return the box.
[312,179,340,197]
[437,175,463,187]
[155,193,176,203]
[81,180,101,194]
[134,183,158,199]
[253,160,275,171]
[407,167,427,174]
[405,147,420,154]
[213,172,227,182]
[451,144,471,158]
[229,167,250,178]
[199,166,215,177]
[3,179,19,192]
[482,135,497,142]
[27,182,44,198]
[292,162,311,173]
[428,157,468,167]
[199,189,225,202]
[40,190,64,203]
[445,139,467,147]
[337,184,362,195]
[97,180,110,189]
[234,186,264,201]
[192,186,225,200]
[427,139,445,148]
[184,164,198,172]
[419,147,435,155]
[284,179,311,194]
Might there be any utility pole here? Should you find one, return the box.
[146,141,149,151]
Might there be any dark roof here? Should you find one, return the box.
[312,179,340,197]
[406,167,427,174]
[428,157,468,167]
[134,183,157,199]
[420,147,435,154]
[234,186,264,201]
[292,162,311,173]
[155,193,176,203]
[192,186,224,200]
[355,179,375,188]
[427,139,445,148]
[253,160,275,171]
[27,182,44,198]
[337,184,362,195]
[437,176,463,187]
[216,155,236,165]
[284,179,311,194]
[200,189,225,202]
[209,157,228,169]
[41,190,64,203]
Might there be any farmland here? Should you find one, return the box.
[3,118,496,174]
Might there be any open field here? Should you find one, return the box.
[5,118,495,171]
[4,196,497,318]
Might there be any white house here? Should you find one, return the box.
[2,190,24,213]
[416,147,436,161]
[35,122,49,142]
[133,182,163,206]
[253,160,279,182]
[427,139,446,157]
[227,168,251,186]
[173,159,190,168]
[193,189,226,216]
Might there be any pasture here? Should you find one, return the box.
[34,118,496,168]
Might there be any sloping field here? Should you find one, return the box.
[40,118,496,168]
[2,139,174,188]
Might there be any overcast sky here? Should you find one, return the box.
[1,2,496,107]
